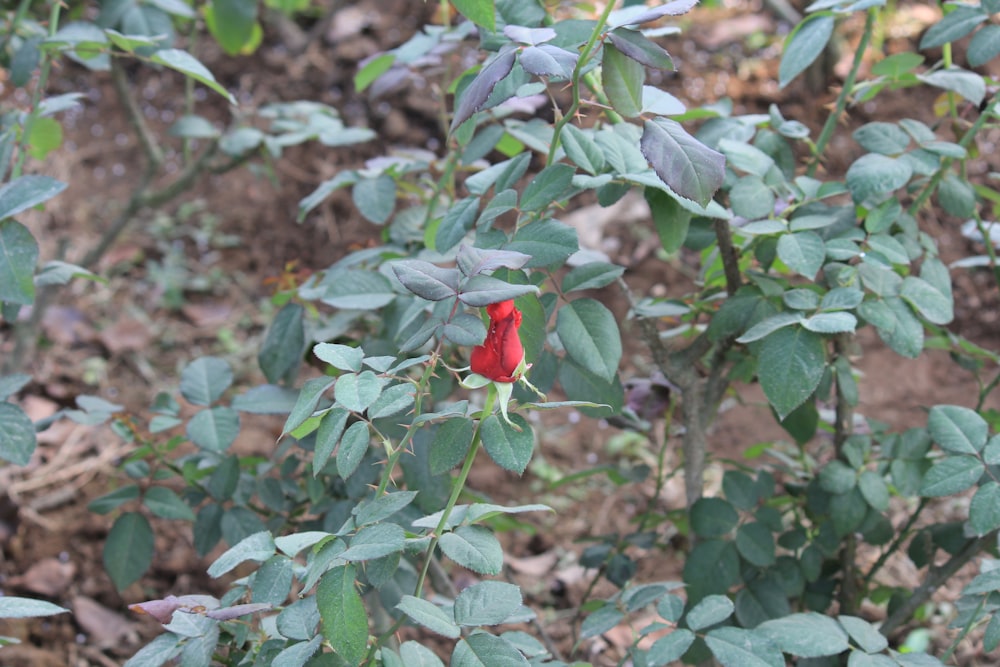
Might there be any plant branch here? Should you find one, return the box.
[879,533,994,637]
[807,8,876,178]
[714,218,742,295]
[111,58,164,167]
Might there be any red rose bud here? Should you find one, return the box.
[470,299,525,382]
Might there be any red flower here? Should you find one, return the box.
[470,300,524,382]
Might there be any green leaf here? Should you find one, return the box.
[337,421,371,480]
[104,512,154,591]
[89,485,141,515]
[938,172,976,218]
[779,13,835,88]
[900,276,953,325]
[647,188,692,255]
[819,460,857,494]
[560,124,605,175]
[436,197,479,253]
[519,164,575,213]
[970,481,1000,536]
[144,486,196,521]
[26,116,62,160]
[648,629,696,666]
[452,0,495,31]
[735,522,776,567]
[920,5,987,49]
[928,405,988,455]
[440,525,503,575]
[355,53,395,92]
[205,0,257,54]
[318,565,368,664]
[641,117,725,207]
[252,555,294,605]
[258,303,305,384]
[452,633,529,667]
[0,174,67,220]
[396,596,461,639]
[208,530,276,578]
[737,312,805,344]
[580,602,625,639]
[391,259,462,301]
[186,406,240,452]
[969,24,1000,67]
[561,262,625,293]
[920,455,985,497]
[481,413,534,474]
[757,613,850,657]
[777,231,825,279]
[757,327,826,420]
[731,175,775,220]
[556,298,622,382]
[313,407,349,475]
[0,596,68,619]
[504,217,579,268]
[340,523,405,561]
[845,154,912,205]
[0,220,39,305]
[602,42,644,117]
[705,626,783,667]
[802,311,857,334]
[687,595,735,631]
[838,615,888,653]
[858,471,890,511]
[283,376,335,435]
[860,297,924,358]
[0,403,36,465]
[369,382,415,420]
[322,269,396,310]
[334,371,383,413]
[430,417,475,474]
[352,174,396,225]
[454,581,523,626]
[919,66,986,106]
[457,274,540,306]
[853,122,911,155]
[180,357,233,406]
[150,49,235,104]
[313,343,364,373]
[690,497,738,538]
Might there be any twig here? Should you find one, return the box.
[879,534,994,638]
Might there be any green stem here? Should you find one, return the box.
[412,384,497,597]
[807,8,877,178]
[907,97,1000,217]
[941,595,986,663]
[546,0,618,166]
[373,361,439,498]
[11,1,62,180]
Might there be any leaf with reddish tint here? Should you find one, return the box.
[641,118,725,207]
[607,28,673,70]
[602,42,644,118]
[450,48,517,133]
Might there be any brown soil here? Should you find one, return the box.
[3,2,1000,666]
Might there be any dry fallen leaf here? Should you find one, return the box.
[98,318,153,355]
[9,557,77,597]
[72,596,137,647]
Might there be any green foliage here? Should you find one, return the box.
[6,0,1000,665]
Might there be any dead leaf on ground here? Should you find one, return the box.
[98,318,153,355]
[181,302,234,329]
[8,557,77,597]
[41,306,96,346]
[72,596,138,647]
[506,551,559,578]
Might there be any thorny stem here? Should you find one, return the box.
[879,533,995,638]
[413,384,497,598]
[863,499,928,588]
[833,335,859,615]
[546,0,617,166]
[807,7,877,178]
